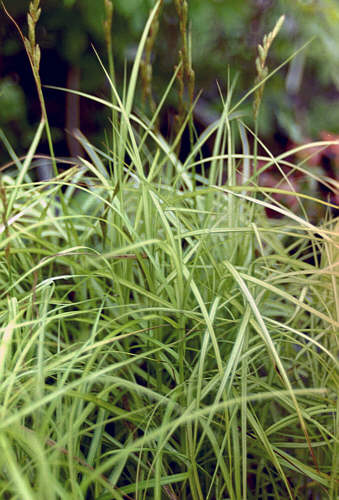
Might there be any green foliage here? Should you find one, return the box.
[0,78,26,122]
[0,3,338,496]
[0,0,338,168]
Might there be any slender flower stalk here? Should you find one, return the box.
[2,1,70,224]
[174,0,195,134]
[252,15,285,178]
[253,15,285,122]
[140,0,163,119]
[3,1,56,173]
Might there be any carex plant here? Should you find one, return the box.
[0,1,338,499]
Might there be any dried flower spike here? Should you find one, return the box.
[253,15,285,121]
[140,0,163,116]
[24,0,42,74]
[104,0,113,50]
[174,0,195,136]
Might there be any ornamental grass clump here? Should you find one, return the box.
[0,1,338,499]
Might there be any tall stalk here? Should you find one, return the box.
[140,0,163,124]
[253,15,285,175]
[173,0,195,170]
[104,0,117,164]
[3,1,69,218]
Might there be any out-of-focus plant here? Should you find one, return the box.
[140,0,163,118]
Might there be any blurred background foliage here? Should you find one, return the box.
[0,0,338,164]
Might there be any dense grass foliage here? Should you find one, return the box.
[0,2,338,499]
[1,0,339,166]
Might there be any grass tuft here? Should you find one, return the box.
[0,2,338,499]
